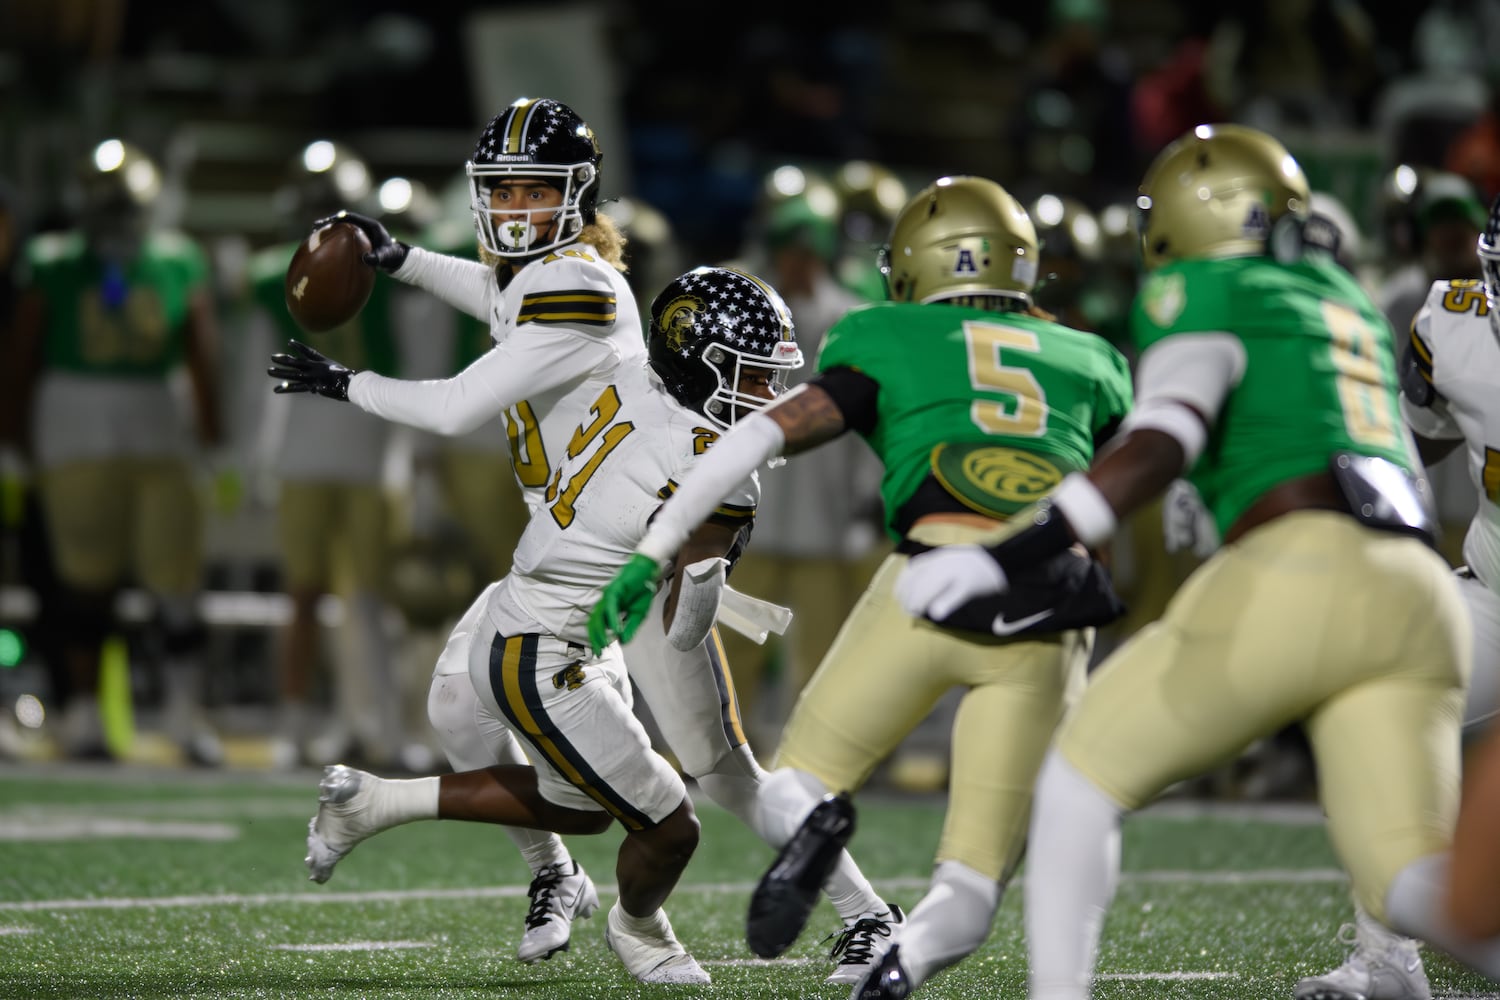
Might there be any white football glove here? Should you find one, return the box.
[895,544,1009,621]
[1162,478,1220,558]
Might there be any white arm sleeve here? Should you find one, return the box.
[392,246,493,322]
[1118,333,1245,463]
[1131,332,1245,419]
[347,326,613,436]
[636,414,786,562]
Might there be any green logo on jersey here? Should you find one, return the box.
[1143,271,1186,327]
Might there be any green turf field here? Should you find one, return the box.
[1,766,1496,999]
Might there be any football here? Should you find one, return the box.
[283,221,375,333]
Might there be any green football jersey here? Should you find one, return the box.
[1131,254,1414,538]
[818,301,1134,539]
[22,230,209,377]
[248,240,399,377]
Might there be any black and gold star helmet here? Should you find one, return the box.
[466,96,602,260]
[878,176,1039,307]
[1136,123,1309,272]
[647,266,803,430]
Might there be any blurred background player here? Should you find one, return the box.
[717,164,885,753]
[591,175,1133,995]
[245,140,405,768]
[3,139,224,764]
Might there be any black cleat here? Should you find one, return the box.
[856,943,913,999]
[746,792,856,958]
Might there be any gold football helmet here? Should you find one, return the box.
[1136,123,1309,271]
[879,176,1039,305]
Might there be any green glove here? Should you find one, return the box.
[588,553,664,655]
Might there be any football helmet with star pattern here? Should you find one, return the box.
[466,97,602,260]
[879,176,1039,307]
[648,266,804,430]
[1136,123,1309,272]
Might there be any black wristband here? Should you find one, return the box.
[986,501,1077,579]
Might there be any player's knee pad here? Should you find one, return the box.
[695,744,767,835]
[426,673,486,771]
[753,767,830,847]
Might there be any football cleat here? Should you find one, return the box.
[516,861,600,963]
[853,942,914,999]
[826,903,906,985]
[604,902,711,984]
[746,792,857,958]
[304,764,388,883]
[1294,921,1431,1000]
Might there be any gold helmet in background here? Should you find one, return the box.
[879,175,1038,306]
[1136,123,1309,272]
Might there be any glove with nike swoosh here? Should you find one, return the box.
[895,544,1009,621]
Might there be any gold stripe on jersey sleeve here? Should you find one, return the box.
[1408,323,1434,382]
[518,290,617,326]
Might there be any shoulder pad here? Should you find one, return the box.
[512,249,619,329]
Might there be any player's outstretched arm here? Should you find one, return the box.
[267,339,356,401]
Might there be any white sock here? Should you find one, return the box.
[700,750,883,922]
[897,860,1000,988]
[1353,899,1417,951]
[1387,853,1500,979]
[375,775,440,828]
[752,766,828,846]
[1025,750,1123,1000]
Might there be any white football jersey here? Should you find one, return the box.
[348,242,646,515]
[1403,278,1500,589]
[488,359,759,646]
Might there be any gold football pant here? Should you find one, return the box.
[775,522,1090,882]
[1060,511,1469,923]
[40,457,202,595]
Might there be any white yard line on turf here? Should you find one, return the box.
[272,941,437,952]
[0,870,1350,912]
[0,818,238,841]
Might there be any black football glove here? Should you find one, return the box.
[267,339,356,401]
[312,210,409,273]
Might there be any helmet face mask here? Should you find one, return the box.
[1136,123,1310,272]
[648,266,804,430]
[467,97,602,260]
[1479,194,1500,343]
[879,176,1038,307]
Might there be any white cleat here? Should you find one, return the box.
[304,764,387,883]
[516,861,600,963]
[605,902,711,984]
[825,902,906,985]
[1294,921,1431,1000]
